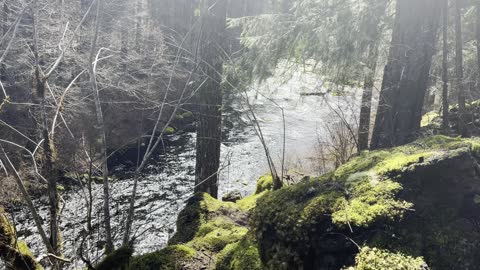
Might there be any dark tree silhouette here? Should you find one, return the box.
[371,0,440,149]
[194,0,227,198]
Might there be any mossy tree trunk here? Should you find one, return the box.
[442,0,450,132]
[370,0,440,149]
[454,0,468,137]
[194,0,227,199]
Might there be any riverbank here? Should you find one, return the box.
[107,135,480,270]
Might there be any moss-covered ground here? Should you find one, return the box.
[99,135,480,270]
[253,135,480,269]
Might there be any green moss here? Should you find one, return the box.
[216,233,262,270]
[373,152,433,175]
[128,245,196,270]
[421,111,439,127]
[191,224,248,252]
[95,246,134,270]
[253,136,480,269]
[190,216,248,252]
[169,193,235,245]
[235,193,263,211]
[158,193,257,268]
[164,126,176,135]
[0,209,42,270]
[181,111,193,118]
[344,247,426,270]
[57,184,65,192]
[255,174,274,194]
[333,151,387,180]
[332,180,413,227]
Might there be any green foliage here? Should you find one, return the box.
[230,0,393,85]
[344,247,426,270]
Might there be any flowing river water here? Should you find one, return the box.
[12,70,360,269]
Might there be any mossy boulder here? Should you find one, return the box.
[127,245,196,270]
[215,233,262,270]
[0,208,42,270]
[95,246,134,270]
[343,247,428,270]
[130,187,267,270]
[255,174,274,194]
[222,191,243,203]
[253,136,480,269]
[422,99,480,136]
[168,193,248,245]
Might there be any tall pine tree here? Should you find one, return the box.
[371,0,440,149]
[194,0,227,198]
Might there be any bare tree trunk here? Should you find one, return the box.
[1,1,7,37]
[454,0,467,136]
[120,0,129,74]
[357,0,388,151]
[476,1,480,91]
[357,48,376,151]
[442,0,450,132]
[194,0,227,199]
[134,0,142,51]
[88,0,114,254]
[370,0,440,149]
[0,146,55,255]
[0,1,8,82]
[87,157,93,232]
[31,4,62,257]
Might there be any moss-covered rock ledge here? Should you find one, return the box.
[108,136,480,270]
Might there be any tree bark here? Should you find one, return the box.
[357,0,388,151]
[88,0,114,254]
[0,146,55,255]
[2,1,7,36]
[194,0,227,199]
[31,4,62,257]
[476,1,480,91]
[442,0,450,132]
[454,0,467,136]
[370,0,440,149]
[120,0,128,74]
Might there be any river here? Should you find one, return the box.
[12,70,360,269]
